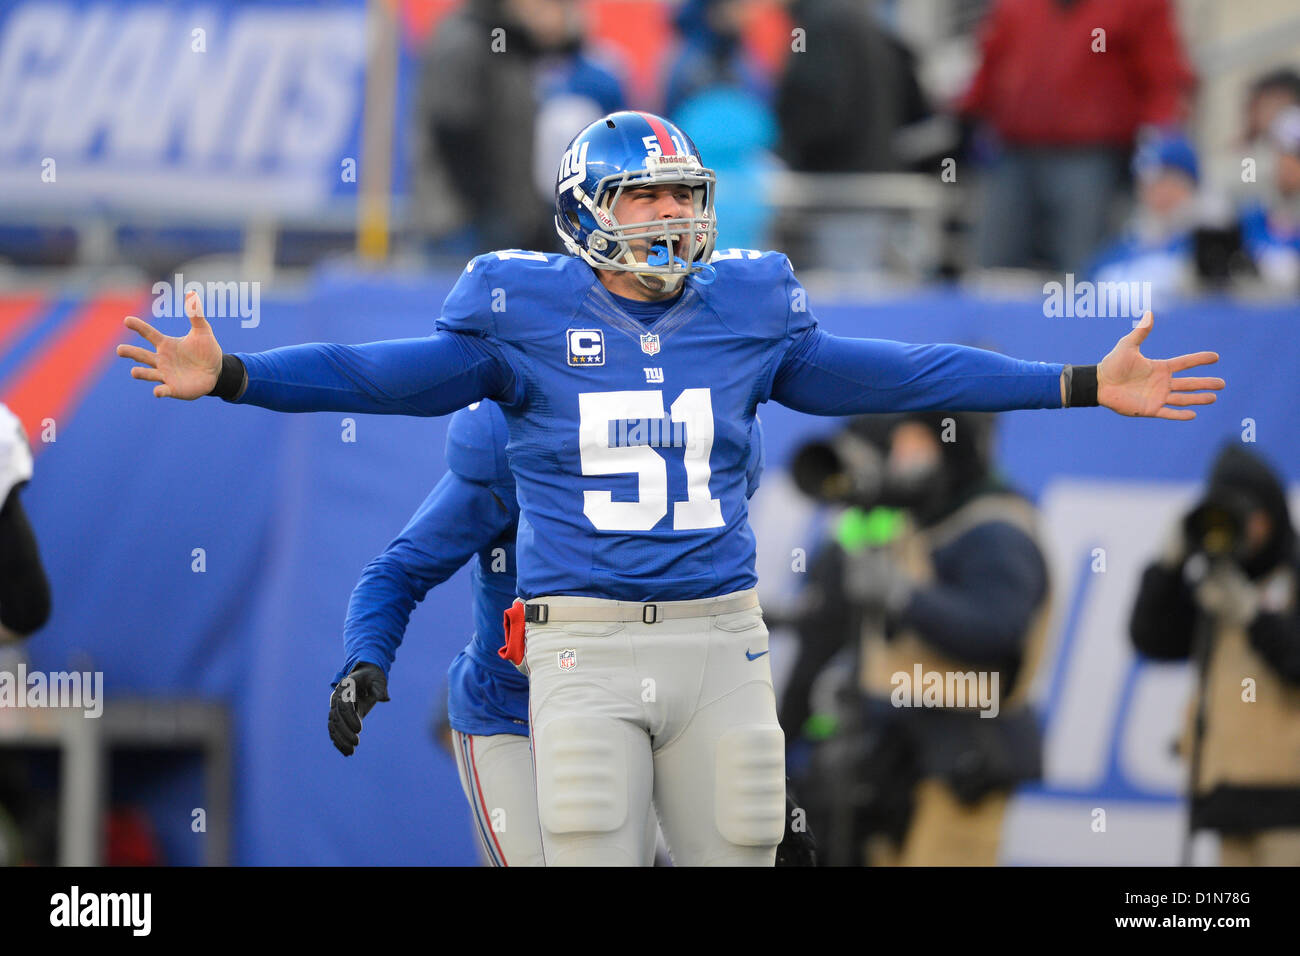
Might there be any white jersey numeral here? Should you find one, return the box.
[578,388,723,532]
[671,388,724,530]
[579,391,668,531]
[709,248,762,262]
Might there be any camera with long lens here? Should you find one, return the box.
[792,413,989,517]
[1182,487,1258,563]
[790,427,887,509]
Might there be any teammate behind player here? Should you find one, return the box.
[120,111,1223,866]
[327,400,767,865]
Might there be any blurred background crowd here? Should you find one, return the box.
[4,0,1300,295]
[0,0,1297,867]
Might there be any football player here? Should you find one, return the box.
[327,399,766,865]
[120,111,1222,865]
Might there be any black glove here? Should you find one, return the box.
[775,779,818,866]
[328,662,390,756]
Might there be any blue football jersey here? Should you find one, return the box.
[428,249,1060,601]
[436,251,781,601]
[335,399,767,737]
[235,248,1063,603]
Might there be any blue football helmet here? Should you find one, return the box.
[554,111,718,292]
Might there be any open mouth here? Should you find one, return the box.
[665,231,696,258]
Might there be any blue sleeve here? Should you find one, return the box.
[333,469,516,684]
[233,331,521,415]
[898,522,1047,664]
[769,326,1064,414]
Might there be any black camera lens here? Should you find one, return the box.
[1183,488,1257,560]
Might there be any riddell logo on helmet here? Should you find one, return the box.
[645,154,698,171]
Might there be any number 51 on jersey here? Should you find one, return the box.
[579,388,723,532]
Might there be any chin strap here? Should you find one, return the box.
[634,271,680,294]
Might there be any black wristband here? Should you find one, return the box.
[209,354,247,401]
[1063,364,1099,408]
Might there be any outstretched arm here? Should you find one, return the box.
[227,334,513,415]
[117,292,518,415]
[772,330,1064,414]
[772,312,1221,419]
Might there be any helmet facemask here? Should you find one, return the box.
[563,158,718,293]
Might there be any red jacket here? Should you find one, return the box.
[960,0,1194,147]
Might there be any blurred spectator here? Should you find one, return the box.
[1087,133,1201,298]
[960,0,1195,273]
[531,24,627,214]
[666,0,779,250]
[412,0,625,255]
[676,89,778,249]
[1242,68,1300,148]
[775,0,930,174]
[1,404,50,643]
[663,0,769,118]
[1238,106,1300,291]
[783,412,1049,865]
[773,0,932,270]
[1130,444,1300,866]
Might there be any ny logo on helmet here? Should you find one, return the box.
[557,141,590,193]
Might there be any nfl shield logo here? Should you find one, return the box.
[558,648,577,671]
[640,333,660,356]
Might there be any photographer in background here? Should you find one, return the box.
[1130,444,1300,866]
[0,403,50,643]
[786,411,1050,865]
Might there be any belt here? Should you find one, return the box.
[524,589,758,625]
